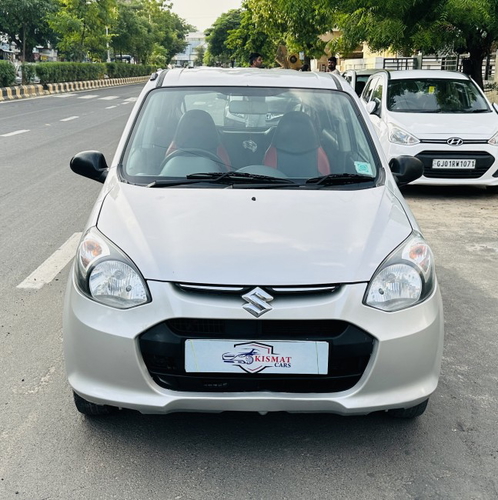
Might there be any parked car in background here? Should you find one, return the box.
[361,69,498,192]
[64,67,443,420]
[342,69,382,96]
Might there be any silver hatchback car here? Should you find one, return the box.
[64,68,444,419]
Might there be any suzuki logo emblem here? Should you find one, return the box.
[447,137,464,146]
[242,287,274,317]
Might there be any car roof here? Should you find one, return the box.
[386,69,471,81]
[149,67,349,93]
[345,69,381,75]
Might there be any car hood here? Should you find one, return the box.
[97,183,413,285]
[388,110,498,139]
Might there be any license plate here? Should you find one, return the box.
[432,159,476,169]
[185,339,329,375]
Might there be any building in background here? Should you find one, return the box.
[172,32,207,68]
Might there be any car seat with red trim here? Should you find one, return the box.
[166,109,231,170]
[263,111,330,177]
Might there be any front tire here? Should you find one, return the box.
[73,391,117,416]
[387,399,428,419]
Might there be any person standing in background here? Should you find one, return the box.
[327,56,340,75]
[249,53,263,68]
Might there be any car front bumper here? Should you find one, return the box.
[386,142,498,187]
[63,275,444,416]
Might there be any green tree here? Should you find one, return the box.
[110,0,190,64]
[205,9,243,66]
[225,3,276,66]
[48,0,118,61]
[0,0,58,62]
[243,0,336,64]
[332,0,498,88]
[194,45,206,66]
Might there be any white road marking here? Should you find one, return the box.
[105,105,117,109]
[17,233,82,290]
[1,129,30,137]
[60,116,79,122]
[78,95,99,99]
[54,93,77,98]
[100,96,119,100]
[124,97,137,102]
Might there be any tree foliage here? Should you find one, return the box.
[0,0,58,62]
[331,0,498,87]
[205,9,243,66]
[48,0,118,61]
[246,0,336,60]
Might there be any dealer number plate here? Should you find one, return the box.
[432,159,476,169]
[185,339,329,375]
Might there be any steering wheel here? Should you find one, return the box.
[161,148,223,171]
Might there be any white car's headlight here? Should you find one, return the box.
[74,227,150,309]
[364,232,435,312]
[388,123,420,145]
[488,130,498,145]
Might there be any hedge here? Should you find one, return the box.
[35,62,156,85]
[0,60,16,87]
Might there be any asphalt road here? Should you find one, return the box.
[1,86,497,500]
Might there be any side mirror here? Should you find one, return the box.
[366,98,381,116]
[389,156,423,187]
[70,151,108,183]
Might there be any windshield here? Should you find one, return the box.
[387,78,490,113]
[121,86,380,188]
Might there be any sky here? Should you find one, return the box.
[170,0,243,32]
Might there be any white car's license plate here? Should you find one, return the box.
[185,339,329,375]
[432,159,476,169]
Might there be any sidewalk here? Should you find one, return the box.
[0,75,150,102]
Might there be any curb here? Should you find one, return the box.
[0,76,149,102]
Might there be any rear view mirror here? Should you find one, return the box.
[389,156,423,186]
[229,100,268,114]
[70,151,108,183]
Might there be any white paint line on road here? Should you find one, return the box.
[105,105,117,109]
[124,97,137,102]
[78,95,99,99]
[54,93,77,98]
[60,116,79,122]
[1,129,30,137]
[100,96,119,100]
[17,233,82,290]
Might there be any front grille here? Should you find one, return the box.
[174,282,340,296]
[416,151,495,179]
[139,319,375,393]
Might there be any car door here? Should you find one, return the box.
[363,75,389,149]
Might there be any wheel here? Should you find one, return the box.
[486,185,498,194]
[73,391,117,416]
[387,399,428,419]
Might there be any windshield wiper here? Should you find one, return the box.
[306,173,375,186]
[186,171,297,186]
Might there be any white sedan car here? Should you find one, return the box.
[64,67,444,419]
[360,69,498,192]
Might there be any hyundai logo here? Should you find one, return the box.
[447,137,464,146]
[242,287,274,317]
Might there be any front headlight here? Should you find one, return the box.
[364,232,435,312]
[388,123,420,145]
[488,130,498,146]
[74,227,150,309]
